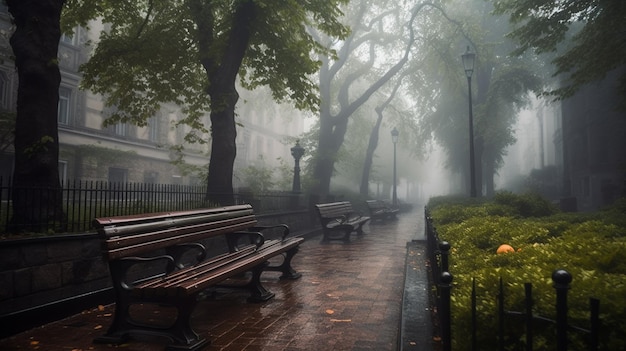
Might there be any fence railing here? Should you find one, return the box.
[424,208,600,351]
[1,177,305,235]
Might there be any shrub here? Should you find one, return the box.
[493,191,558,218]
[429,197,626,351]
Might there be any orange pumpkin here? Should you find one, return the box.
[496,244,515,254]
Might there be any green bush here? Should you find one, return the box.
[429,195,626,351]
[493,191,559,218]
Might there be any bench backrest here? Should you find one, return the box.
[314,201,355,219]
[366,200,385,209]
[94,204,257,260]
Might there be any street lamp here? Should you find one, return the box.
[290,140,305,193]
[391,127,399,207]
[461,45,477,198]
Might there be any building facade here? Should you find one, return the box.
[0,10,305,188]
[559,68,626,211]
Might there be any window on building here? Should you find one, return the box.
[58,161,68,184]
[60,30,76,45]
[114,122,127,136]
[58,87,71,125]
[108,167,128,183]
[148,116,159,142]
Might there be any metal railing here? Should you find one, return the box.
[1,177,305,235]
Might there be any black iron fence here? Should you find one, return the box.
[1,177,305,235]
[424,208,600,351]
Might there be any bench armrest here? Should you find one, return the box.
[111,255,175,289]
[225,231,265,252]
[248,224,290,240]
[334,215,348,224]
[166,243,207,269]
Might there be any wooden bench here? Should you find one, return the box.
[314,201,370,241]
[366,199,399,220]
[92,204,303,351]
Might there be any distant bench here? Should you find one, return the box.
[366,199,399,220]
[93,204,303,351]
[314,201,370,241]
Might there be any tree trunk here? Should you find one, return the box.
[314,52,408,199]
[199,1,256,205]
[359,109,384,197]
[484,154,496,198]
[313,106,349,200]
[8,0,65,233]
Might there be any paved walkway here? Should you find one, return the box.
[0,206,435,351]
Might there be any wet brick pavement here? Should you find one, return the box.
[0,206,435,351]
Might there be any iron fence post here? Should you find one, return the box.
[553,269,572,351]
[590,298,600,351]
[439,271,453,351]
[439,241,450,273]
[525,283,533,351]
[498,277,504,351]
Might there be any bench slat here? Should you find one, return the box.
[173,238,303,296]
[104,217,258,260]
[136,245,258,291]
[97,207,255,237]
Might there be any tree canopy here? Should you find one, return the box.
[64,0,349,203]
[415,0,543,196]
[493,0,626,102]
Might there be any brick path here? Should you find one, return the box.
[0,206,434,351]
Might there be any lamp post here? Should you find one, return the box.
[391,127,399,207]
[462,46,477,198]
[290,140,305,193]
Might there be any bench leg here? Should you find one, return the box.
[265,246,302,280]
[246,262,275,302]
[93,290,133,344]
[165,296,209,351]
[94,293,208,351]
[356,221,369,235]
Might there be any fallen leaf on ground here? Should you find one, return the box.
[94,325,103,330]
[97,305,105,312]
[30,340,39,346]
[325,309,334,315]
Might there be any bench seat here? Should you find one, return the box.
[93,204,303,351]
[366,199,399,220]
[314,201,370,241]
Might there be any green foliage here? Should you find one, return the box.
[240,161,275,195]
[65,0,350,129]
[493,191,558,217]
[492,0,626,104]
[429,195,626,351]
[74,144,137,164]
[239,154,299,195]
